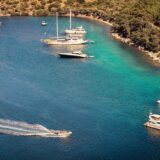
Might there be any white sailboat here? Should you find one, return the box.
[42,13,88,45]
[64,9,86,34]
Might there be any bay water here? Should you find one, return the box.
[0,17,160,160]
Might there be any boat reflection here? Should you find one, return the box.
[157,104,160,112]
[51,44,86,52]
[146,127,160,138]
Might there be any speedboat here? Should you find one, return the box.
[144,112,160,130]
[36,130,72,138]
[58,51,93,58]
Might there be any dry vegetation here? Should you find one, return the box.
[0,0,160,53]
[0,0,66,16]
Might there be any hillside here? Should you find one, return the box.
[0,0,160,54]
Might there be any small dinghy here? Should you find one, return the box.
[41,21,47,26]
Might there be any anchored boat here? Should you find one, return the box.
[41,21,47,26]
[64,9,86,34]
[64,26,86,34]
[42,13,88,45]
[43,37,88,45]
[144,112,160,130]
[58,51,93,58]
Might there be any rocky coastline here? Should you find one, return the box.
[111,33,160,66]
[70,14,160,66]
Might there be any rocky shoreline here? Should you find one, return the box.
[60,13,112,26]
[63,14,160,66]
[111,33,160,66]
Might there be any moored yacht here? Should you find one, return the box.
[64,9,86,34]
[58,51,93,58]
[144,112,160,130]
[42,13,88,45]
[64,26,86,34]
[43,37,88,45]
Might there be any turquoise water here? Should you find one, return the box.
[0,17,160,160]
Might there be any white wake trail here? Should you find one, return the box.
[0,119,72,138]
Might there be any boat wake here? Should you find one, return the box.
[0,119,72,138]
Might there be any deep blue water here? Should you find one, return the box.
[0,17,160,160]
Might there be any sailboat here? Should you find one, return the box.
[42,13,88,45]
[64,9,86,34]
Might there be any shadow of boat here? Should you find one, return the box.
[146,127,160,138]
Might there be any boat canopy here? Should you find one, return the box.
[150,114,160,121]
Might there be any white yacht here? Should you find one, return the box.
[64,9,86,34]
[42,13,88,45]
[157,100,160,104]
[64,26,86,34]
[144,112,160,130]
[58,51,93,58]
[43,36,88,45]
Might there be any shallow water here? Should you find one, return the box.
[0,17,160,160]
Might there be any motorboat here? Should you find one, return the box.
[58,51,93,58]
[144,112,160,130]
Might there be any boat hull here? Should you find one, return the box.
[58,54,87,58]
[64,30,86,34]
[144,122,160,130]
[41,24,47,26]
[42,39,88,45]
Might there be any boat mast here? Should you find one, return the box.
[56,12,59,40]
[69,9,72,30]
